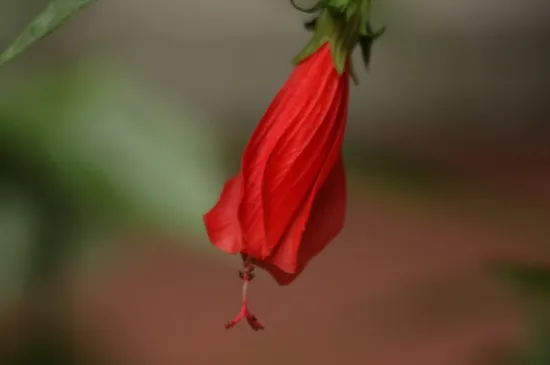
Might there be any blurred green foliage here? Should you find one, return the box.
[0,4,226,357]
[344,145,452,195]
[0,187,38,311]
[492,263,550,365]
[0,61,225,313]
[494,263,550,300]
[524,318,550,365]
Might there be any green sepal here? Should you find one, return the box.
[358,24,386,69]
[293,9,358,75]
[293,0,385,80]
[304,17,318,32]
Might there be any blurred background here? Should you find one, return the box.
[0,0,549,364]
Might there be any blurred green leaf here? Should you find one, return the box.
[0,187,39,313]
[0,0,96,67]
[527,330,550,365]
[343,145,452,195]
[0,60,225,251]
[493,262,550,299]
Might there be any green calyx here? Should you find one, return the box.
[291,0,385,84]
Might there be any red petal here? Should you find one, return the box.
[262,75,345,256]
[256,156,347,285]
[238,44,344,260]
[203,175,244,254]
[258,63,349,277]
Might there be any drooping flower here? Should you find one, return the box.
[203,0,385,330]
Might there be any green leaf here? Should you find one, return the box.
[0,60,226,247]
[0,0,97,67]
[358,24,386,69]
[492,262,550,299]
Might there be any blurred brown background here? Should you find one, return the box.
[0,1,549,365]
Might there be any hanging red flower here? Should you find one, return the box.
[203,0,385,330]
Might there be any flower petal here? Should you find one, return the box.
[203,175,244,254]
[261,69,345,259]
[255,155,347,285]
[238,44,342,260]
[258,63,349,276]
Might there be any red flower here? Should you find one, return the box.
[205,42,348,281]
[203,0,385,330]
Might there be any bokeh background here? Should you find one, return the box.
[1,0,549,364]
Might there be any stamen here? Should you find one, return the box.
[224,261,264,331]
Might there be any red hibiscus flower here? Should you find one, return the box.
[203,0,385,330]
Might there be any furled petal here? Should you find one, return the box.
[238,44,343,260]
[256,61,349,277]
[261,73,344,257]
[254,155,347,285]
[203,175,244,254]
